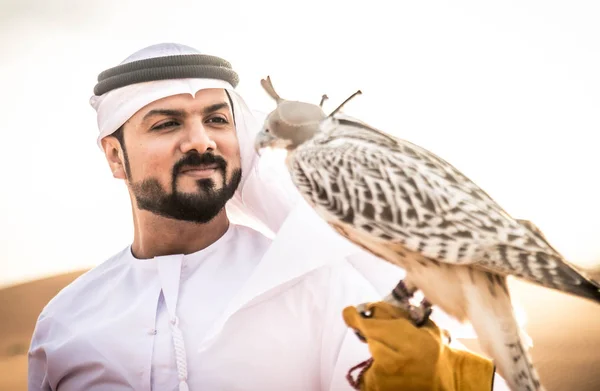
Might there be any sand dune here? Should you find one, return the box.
[0,271,85,391]
[1,269,599,391]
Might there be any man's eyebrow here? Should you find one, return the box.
[142,102,231,123]
[142,109,185,123]
[200,102,230,116]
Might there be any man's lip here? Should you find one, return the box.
[179,164,219,173]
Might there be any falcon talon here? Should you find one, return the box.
[414,317,429,328]
[420,308,433,326]
[420,298,434,322]
[407,302,433,327]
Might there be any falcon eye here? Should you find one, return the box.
[265,129,270,133]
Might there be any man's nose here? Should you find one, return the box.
[180,121,217,154]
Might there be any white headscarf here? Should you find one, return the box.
[89,43,300,237]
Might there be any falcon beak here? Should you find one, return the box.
[254,130,278,155]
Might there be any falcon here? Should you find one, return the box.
[254,76,600,391]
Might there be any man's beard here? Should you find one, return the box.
[128,152,242,224]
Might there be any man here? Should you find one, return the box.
[28,43,508,390]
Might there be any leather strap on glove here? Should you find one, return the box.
[343,302,495,391]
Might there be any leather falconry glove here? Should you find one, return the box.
[343,301,495,391]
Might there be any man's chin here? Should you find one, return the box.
[175,188,216,199]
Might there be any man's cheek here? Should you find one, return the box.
[140,155,167,175]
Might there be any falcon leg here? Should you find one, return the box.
[391,279,418,302]
[379,279,418,315]
[411,298,433,327]
[380,280,433,327]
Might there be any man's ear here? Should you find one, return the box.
[101,136,127,180]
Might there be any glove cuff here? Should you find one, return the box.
[449,349,495,391]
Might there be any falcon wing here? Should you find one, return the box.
[289,116,530,261]
[287,116,600,297]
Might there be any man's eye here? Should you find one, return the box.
[152,121,179,130]
[207,117,228,124]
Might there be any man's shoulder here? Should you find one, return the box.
[284,255,387,304]
[38,246,131,320]
[296,251,407,308]
[230,223,273,249]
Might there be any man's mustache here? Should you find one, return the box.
[173,152,227,175]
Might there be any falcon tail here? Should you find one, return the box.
[460,269,546,391]
[486,245,600,304]
[523,252,600,305]
[564,266,600,304]
[515,219,600,304]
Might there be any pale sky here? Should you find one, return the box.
[1,0,599,288]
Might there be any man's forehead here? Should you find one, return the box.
[143,88,229,111]
[128,88,229,122]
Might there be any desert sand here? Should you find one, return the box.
[1,269,599,391]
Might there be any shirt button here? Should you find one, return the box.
[148,328,157,335]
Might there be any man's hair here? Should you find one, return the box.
[110,125,130,177]
[112,125,126,151]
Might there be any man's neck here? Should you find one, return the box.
[130,209,230,259]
